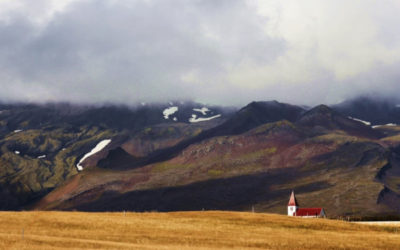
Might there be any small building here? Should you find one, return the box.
[287,191,326,218]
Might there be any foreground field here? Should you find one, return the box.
[0,211,399,249]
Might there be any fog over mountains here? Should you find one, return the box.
[1,0,400,106]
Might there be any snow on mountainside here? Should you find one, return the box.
[348,117,371,126]
[77,139,112,171]
[189,114,221,123]
[193,107,210,115]
[163,106,178,119]
[161,104,227,123]
[372,123,397,129]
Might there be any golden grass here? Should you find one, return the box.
[0,211,399,249]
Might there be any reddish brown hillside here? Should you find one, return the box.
[35,119,393,218]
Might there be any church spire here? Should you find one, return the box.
[288,190,299,206]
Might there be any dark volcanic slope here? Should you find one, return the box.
[209,101,305,136]
[35,119,391,217]
[34,102,400,218]
[0,102,233,209]
[297,104,383,138]
[92,101,305,169]
[4,98,400,218]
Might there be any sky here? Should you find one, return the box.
[0,0,400,106]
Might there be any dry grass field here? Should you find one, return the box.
[0,211,399,249]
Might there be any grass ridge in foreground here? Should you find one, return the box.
[0,211,399,249]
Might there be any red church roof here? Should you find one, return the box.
[295,208,323,217]
[288,191,299,206]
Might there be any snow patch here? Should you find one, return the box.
[173,117,178,121]
[189,114,221,123]
[193,107,210,115]
[348,117,371,126]
[14,129,23,133]
[37,155,46,159]
[141,102,146,106]
[14,151,20,155]
[163,106,178,119]
[76,139,112,171]
[373,123,397,128]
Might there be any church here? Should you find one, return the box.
[287,191,326,218]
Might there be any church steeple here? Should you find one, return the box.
[287,190,299,216]
[288,190,299,206]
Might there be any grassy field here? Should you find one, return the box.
[0,211,399,249]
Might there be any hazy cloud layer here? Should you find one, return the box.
[0,0,400,106]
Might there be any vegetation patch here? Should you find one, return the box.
[207,169,224,176]
[152,162,191,173]
[238,147,277,162]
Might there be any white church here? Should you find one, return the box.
[287,191,326,218]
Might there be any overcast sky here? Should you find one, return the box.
[0,0,400,106]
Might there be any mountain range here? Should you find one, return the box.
[1,97,400,218]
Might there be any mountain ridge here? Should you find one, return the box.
[1,97,400,218]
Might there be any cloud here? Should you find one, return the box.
[0,0,399,106]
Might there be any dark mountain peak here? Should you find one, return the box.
[212,100,304,136]
[304,104,334,115]
[239,101,267,112]
[238,101,304,118]
[243,100,295,110]
[296,105,337,130]
[297,104,382,139]
[312,104,331,111]
[296,105,337,126]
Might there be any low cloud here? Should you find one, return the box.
[0,0,400,106]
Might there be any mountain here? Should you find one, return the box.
[34,116,394,217]
[30,101,400,218]
[2,98,400,218]
[0,102,233,209]
[209,101,305,136]
[85,101,305,170]
[297,104,382,138]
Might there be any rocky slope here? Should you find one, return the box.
[0,102,231,209]
[30,100,400,218]
[2,98,400,218]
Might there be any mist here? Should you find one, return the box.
[1,0,400,106]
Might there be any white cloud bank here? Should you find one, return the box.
[0,0,399,106]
